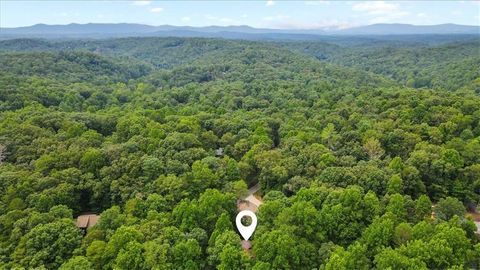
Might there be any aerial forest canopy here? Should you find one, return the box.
[0,36,479,269]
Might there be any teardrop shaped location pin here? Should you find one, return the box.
[235,210,257,241]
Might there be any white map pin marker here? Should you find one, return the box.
[235,210,257,241]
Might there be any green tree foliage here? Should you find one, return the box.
[13,219,82,269]
[59,256,93,270]
[283,39,480,91]
[435,196,466,220]
[0,36,478,269]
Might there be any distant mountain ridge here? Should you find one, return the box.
[338,23,480,35]
[1,23,478,39]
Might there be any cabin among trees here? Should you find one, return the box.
[75,214,99,231]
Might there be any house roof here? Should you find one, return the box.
[241,240,252,250]
[76,214,100,229]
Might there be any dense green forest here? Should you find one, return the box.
[0,36,479,269]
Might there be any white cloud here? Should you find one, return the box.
[205,14,217,20]
[352,1,412,24]
[267,19,358,30]
[416,13,428,18]
[181,16,191,22]
[150,7,164,13]
[263,14,290,21]
[132,1,151,6]
[266,0,275,7]
[304,1,330,6]
[352,1,399,15]
[260,14,356,30]
[241,14,248,18]
[219,17,235,23]
[368,11,410,24]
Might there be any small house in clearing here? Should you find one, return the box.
[76,214,99,230]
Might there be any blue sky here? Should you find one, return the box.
[1,1,479,29]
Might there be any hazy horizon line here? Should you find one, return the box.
[2,21,479,31]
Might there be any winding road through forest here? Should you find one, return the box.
[237,183,263,250]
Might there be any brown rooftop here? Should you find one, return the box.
[76,214,99,229]
[237,200,258,212]
[241,240,252,250]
